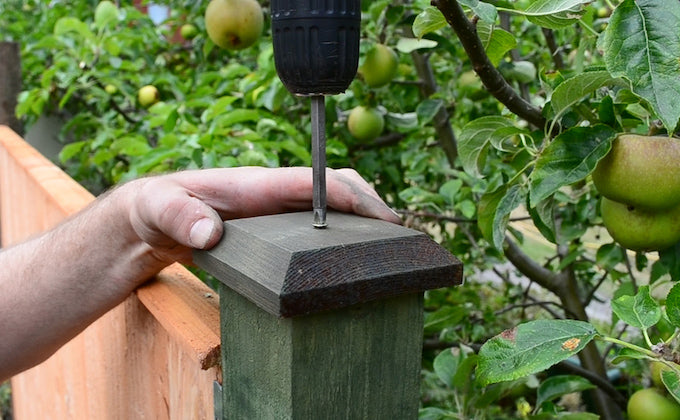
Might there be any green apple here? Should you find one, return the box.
[459,70,480,89]
[627,388,680,420]
[205,0,263,50]
[180,23,198,40]
[359,44,398,88]
[597,7,611,18]
[104,84,117,95]
[499,60,537,84]
[593,134,680,210]
[137,85,159,108]
[348,106,384,142]
[601,197,680,252]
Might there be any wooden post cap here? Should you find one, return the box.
[193,211,463,317]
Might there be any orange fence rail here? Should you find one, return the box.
[0,126,220,419]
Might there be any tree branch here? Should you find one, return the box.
[555,360,627,409]
[407,28,459,165]
[92,80,140,125]
[503,237,564,296]
[542,28,565,70]
[494,300,566,318]
[432,0,547,129]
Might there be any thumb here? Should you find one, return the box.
[130,180,224,251]
[163,195,224,249]
[188,214,223,249]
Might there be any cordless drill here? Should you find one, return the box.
[270,0,361,228]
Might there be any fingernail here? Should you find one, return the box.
[390,207,404,225]
[189,218,216,248]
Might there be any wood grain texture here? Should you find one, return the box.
[1,126,220,419]
[194,211,463,317]
[220,284,424,419]
[136,264,221,370]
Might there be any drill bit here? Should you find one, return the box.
[311,95,327,228]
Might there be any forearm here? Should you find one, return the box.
[0,182,160,379]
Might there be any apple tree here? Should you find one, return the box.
[3,0,315,195]
[398,0,680,418]
[5,0,680,418]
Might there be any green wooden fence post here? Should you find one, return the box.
[194,211,462,419]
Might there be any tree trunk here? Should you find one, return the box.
[559,276,624,419]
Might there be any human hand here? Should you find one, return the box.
[124,167,401,265]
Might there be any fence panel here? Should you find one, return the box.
[0,126,220,420]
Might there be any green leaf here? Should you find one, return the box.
[529,124,616,207]
[59,141,88,162]
[458,0,498,23]
[424,305,466,333]
[477,320,597,386]
[477,22,517,67]
[551,71,616,117]
[439,179,463,206]
[452,354,478,390]
[122,149,183,181]
[598,0,680,132]
[662,369,680,404]
[478,186,505,245]
[666,283,680,328]
[433,347,461,388]
[58,85,78,109]
[519,0,589,29]
[416,99,443,125]
[456,200,476,219]
[536,375,595,407]
[214,109,261,128]
[94,1,119,30]
[385,112,418,130]
[610,347,651,365]
[54,17,95,43]
[395,38,438,53]
[529,198,556,244]
[164,108,179,132]
[399,186,444,207]
[103,36,121,56]
[611,285,661,329]
[412,7,446,38]
[458,116,515,177]
[478,184,525,250]
[659,243,680,281]
[202,95,238,123]
[595,242,624,271]
[111,135,151,156]
[418,407,456,420]
[493,184,525,250]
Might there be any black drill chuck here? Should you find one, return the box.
[271,0,361,96]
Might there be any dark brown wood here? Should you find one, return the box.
[194,211,463,317]
[0,42,22,134]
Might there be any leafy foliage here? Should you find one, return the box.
[477,320,596,386]
[6,0,680,418]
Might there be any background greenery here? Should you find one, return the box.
[3,0,680,418]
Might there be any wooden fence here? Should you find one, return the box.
[0,125,221,419]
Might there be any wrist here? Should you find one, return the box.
[98,179,170,287]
